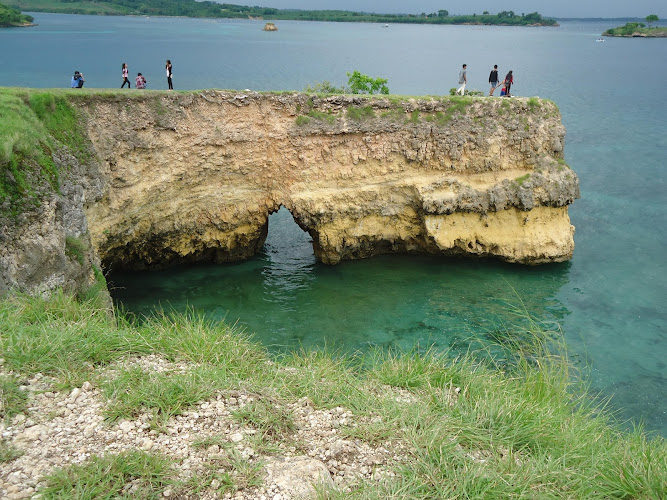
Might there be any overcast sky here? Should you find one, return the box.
[244,1,665,18]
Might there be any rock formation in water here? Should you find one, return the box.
[0,90,579,296]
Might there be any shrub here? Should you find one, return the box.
[347,70,389,95]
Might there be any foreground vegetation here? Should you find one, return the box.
[0,1,33,26]
[1,292,665,497]
[6,0,557,26]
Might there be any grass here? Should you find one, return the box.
[346,105,375,121]
[0,91,58,215]
[40,450,177,499]
[101,366,219,430]
[296,110,339,127]
[0,441,23,463]
[307,109,337,124]
[0,293,665,497]
[232,398,296,440]
[0,88,96,216]
[0,374,29,422]
[65,235,87,265]
[515,173,531,186]
[295,115,310,126]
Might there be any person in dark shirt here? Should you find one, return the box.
[166,59,173,90]
[503,70,514,97]
[489,65,499,96]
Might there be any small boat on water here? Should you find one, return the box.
[596,38,605,42]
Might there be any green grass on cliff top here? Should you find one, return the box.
[0,291,665,498]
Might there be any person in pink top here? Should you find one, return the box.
[135,72,147,89]
[121,62,131,88]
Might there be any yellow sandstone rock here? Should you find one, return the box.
[77,91,578,269]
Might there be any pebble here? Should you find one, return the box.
[0,355,399,499]
[118,421,134,433]
[140,438,154,450]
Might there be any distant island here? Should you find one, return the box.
[0,1,33,26]
[603,15,667,37]
[4,1,558,26]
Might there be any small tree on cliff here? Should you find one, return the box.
[645,14,659,28]
[347,71,390,95]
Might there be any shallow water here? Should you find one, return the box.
[2,14,665,436]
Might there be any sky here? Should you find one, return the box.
[242,1,666,19]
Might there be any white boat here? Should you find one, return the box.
[596,38,605,42]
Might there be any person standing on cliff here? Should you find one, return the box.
[456,64,467,95]
[489,64,500,96]
[503,70,514,97]
[121,63,131,88]
[166,59,173,90]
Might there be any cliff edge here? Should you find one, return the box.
[0,90,579,297]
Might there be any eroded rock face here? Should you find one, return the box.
[80,91,578,270]
[1,91,580,297]
[0,149,107,299]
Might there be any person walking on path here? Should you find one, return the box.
[166,59,173,90]
[503,70,514,97]
[121,63,131,88]
[456,64,467,95]
[135,72,147,89]
[489,65,500,96]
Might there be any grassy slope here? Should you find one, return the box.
[0,87,103,216]
[1,292,665,498]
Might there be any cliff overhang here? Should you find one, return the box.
[0,90,579,296]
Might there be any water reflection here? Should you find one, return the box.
[110,207,572,356]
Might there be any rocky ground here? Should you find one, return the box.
[1,355,410,499]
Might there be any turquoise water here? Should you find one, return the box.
[2,14,665,436]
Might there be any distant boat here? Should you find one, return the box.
[596,38,605,42]
[383,24,389,28]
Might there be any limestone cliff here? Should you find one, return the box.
[1,90,579,295]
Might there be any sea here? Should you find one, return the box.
[1,13,665,437]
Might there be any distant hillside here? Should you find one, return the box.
[0,1,33,26]
[5,1,558,26]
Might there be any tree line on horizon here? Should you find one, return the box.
[4,0,558,25]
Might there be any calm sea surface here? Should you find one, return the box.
[1,14,666,436]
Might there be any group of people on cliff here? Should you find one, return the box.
[70,60,173,89]
[456,64,514,97]
[72,60,513,97]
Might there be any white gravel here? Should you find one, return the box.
[1,355,410,499]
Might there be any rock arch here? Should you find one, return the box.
[79,91,578,271]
